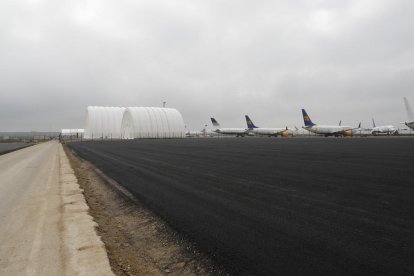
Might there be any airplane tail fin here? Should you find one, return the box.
[245,115,258,129]
[302,109,315,127]
[358,122,361,129]
[404,97,414,122]
[211,118,220,128]
[372,118,376,128]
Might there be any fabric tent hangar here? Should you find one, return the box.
[121,107,185,139]
[84,106,126,139]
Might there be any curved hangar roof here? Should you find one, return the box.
[121,107,185,139]
[84,106,185,139]
[84,106,126,139]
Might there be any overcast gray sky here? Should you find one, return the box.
[1,0,413,131]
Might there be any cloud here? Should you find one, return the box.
[0,0,413,131]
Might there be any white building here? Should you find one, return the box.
[83,106,185,139]
[121,107,185,139]
[84,106,126,139]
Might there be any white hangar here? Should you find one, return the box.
[121,107,185,139]
[83,106,185,139]
[84,106,125,139]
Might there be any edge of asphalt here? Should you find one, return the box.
[63,143,227,276]
[0,143,34,156]
[59,143,114,275]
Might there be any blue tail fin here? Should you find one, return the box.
[245,115,258,128]
[211,118,220,127]
[302,109,315,126]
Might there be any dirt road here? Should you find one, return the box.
[0,141,113,275]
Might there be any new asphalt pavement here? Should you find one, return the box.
[0,143,31,155]
[68,137,414,275]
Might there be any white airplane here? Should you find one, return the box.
[351,122,371,137]
[245,115,289,137]
[210,118,248,137]
[301,109,355,137]
[186,128,220,137]
[186,124,209,137]
[185,129,207,137]
[370,119,398,136]
[404,97,414,130]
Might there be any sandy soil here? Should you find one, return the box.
[64,145,224,276]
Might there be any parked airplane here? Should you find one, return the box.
[185,130,203,137]
[186,128,221,137]
[351,122,371,137]
[186,128,208,137]
[211,118,248,137]
[404,97,414,130]
[370,119,398,136]
[245,115,289,137]
[301,109,355,137]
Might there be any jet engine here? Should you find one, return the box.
[343,130,353,137]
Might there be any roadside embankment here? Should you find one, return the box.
[59,144,114,275]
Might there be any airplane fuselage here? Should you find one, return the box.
[248,128,287,136]
[185,131,203,137]
[372,125,398,135]
[214,128,247,136]
[303,125,353,136]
